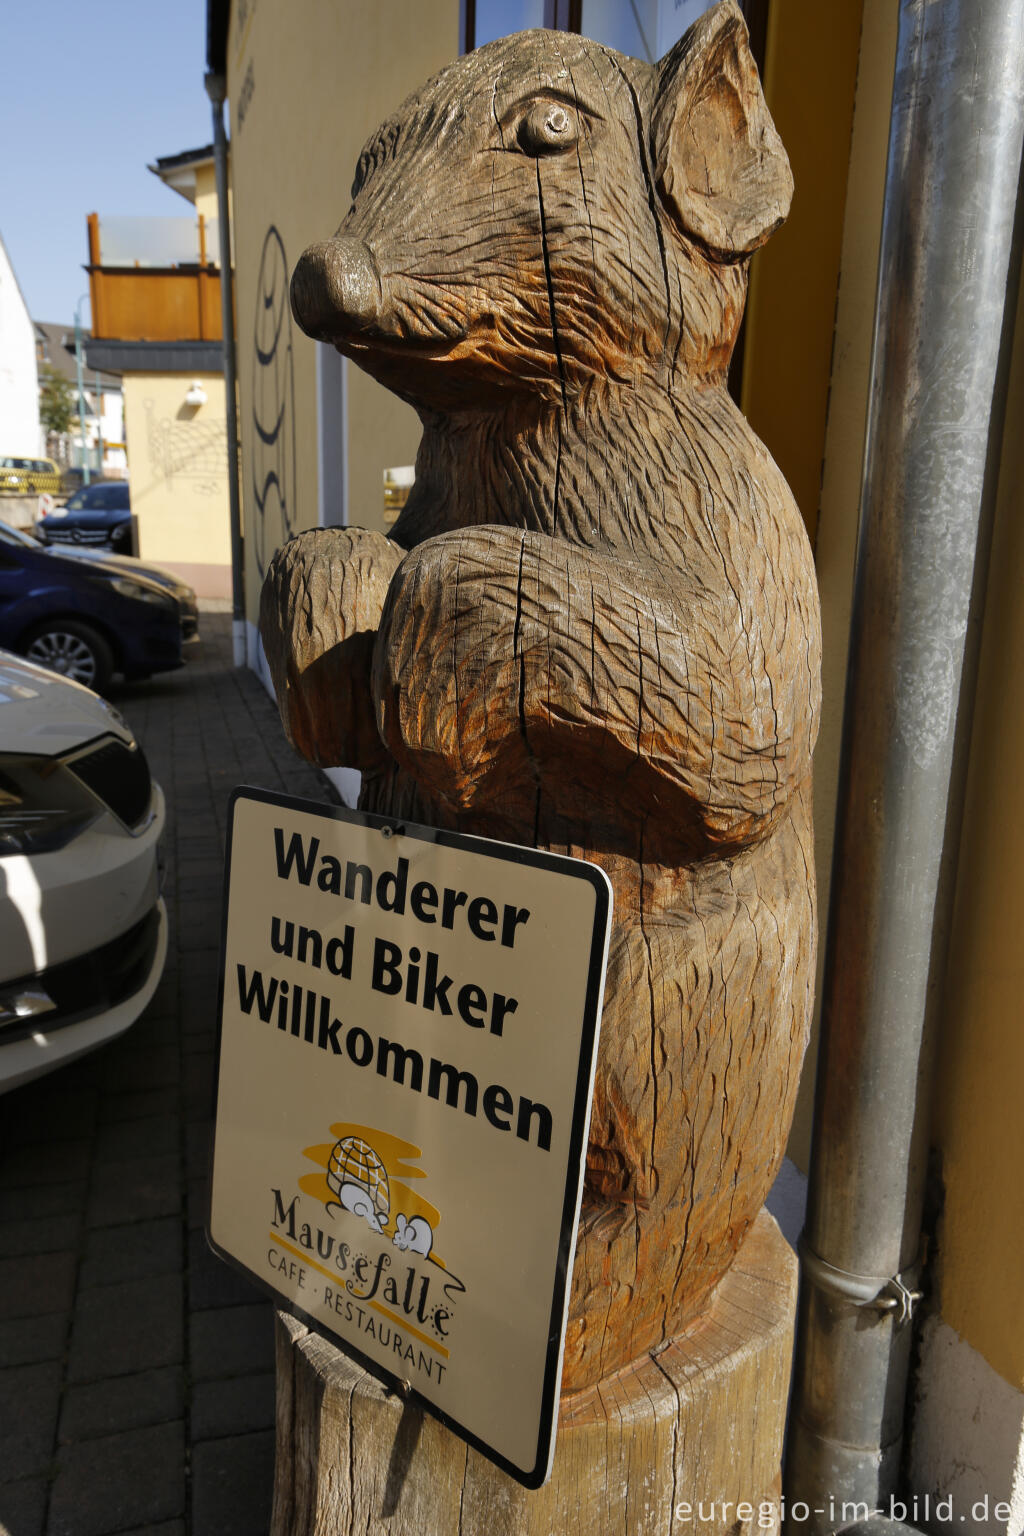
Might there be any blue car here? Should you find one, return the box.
[0,520,183,692]
[38,481,133,554]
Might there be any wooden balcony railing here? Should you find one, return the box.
[87,212,223,343]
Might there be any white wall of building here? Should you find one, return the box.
[0,235,40,455]
[99,387,127,475]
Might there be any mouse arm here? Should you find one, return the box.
[260,527,403,771]
[372,524,817,854]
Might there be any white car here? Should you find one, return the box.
[0,650,167,1092]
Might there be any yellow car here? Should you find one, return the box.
[0,457,63,495]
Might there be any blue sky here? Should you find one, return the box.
[2,0,212,325]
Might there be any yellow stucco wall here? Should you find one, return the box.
[770,0,898,1169]
[742,0,864,549]
[226,0,458,615]
[929,260,1024,1390]
[194,163,219,227]
[122,371,233,596]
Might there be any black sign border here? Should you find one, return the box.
[208,784,611,1490]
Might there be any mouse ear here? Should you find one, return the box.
[652,0,793,259]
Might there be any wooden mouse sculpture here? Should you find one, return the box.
[260,0,821,1393]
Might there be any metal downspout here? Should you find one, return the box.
[205,71,247,669]
[785,3,1024,1530]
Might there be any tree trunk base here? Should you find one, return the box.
[270,1208,797,1536]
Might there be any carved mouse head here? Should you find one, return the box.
[291,0,791,411]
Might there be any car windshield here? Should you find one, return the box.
[0,520,41,548]
[64,484,130,512]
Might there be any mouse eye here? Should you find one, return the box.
[517,100,580,156]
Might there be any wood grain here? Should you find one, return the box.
[261,0,820,1393]
[270,1209,796,1535]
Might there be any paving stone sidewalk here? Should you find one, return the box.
[0,613,337,1536]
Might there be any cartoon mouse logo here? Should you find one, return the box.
[392,1213,433,1256]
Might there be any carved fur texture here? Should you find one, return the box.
[261,0,821,1392]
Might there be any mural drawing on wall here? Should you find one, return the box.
[144,399,227,497]
[251,225,297,580]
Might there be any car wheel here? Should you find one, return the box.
[23,620,115,693]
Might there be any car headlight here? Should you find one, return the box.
[0,754,102,854]
[98,699,130,733]
[0,984,56,1031]
[104,575,177,610]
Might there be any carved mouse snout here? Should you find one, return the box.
[291,238,382,340]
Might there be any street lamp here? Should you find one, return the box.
[73,293,91,487]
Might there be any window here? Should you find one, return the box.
[316,342,348,529]
[464,0,766,65]
[0,522,37,549]
[470,0,545,49]
[581,0,728,59]
[88,485,130,511]
[66,484,129,512]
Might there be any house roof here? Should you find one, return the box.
[83,338,224,375]
[148,144,216,206]
[34,321,120,389]
[152,144,216,174]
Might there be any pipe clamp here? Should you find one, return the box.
[798,1238,923,1327]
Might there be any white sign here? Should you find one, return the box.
[210,788,611,1486]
